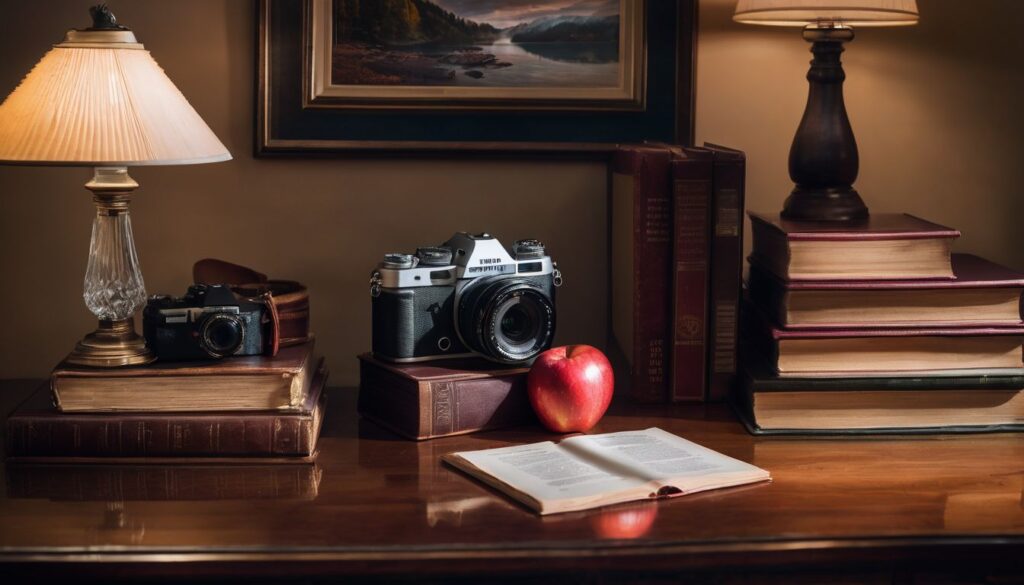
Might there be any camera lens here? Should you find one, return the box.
[458,278,555,364]
[199,314,245,358]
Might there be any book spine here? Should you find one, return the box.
[707,148,746,401]
[4,413,315,457]
[626,150,673,403]
[670,154,713,402]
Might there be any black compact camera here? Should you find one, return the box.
[370,232,562,365]
[143,284,265,361]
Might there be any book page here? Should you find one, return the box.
[561,428,768,488]
[450,441,645,505]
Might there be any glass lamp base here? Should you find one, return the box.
[67,319,155,367]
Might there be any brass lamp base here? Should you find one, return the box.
[67,319,155,367]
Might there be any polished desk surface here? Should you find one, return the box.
[0,380,1022,581]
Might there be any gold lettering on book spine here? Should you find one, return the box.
[431,382,455,436]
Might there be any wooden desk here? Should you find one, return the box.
[1,380,1021,583]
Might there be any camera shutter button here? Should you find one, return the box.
[416,247,453,266]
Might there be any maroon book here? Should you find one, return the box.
[357,354,535,440]
[610,145,673,403]
[749,254,1024,329]
[5,360,328,459]
[705,144,746,402]
[749,308,1024,377]
[670,147,713,402]
[748,212,961,281]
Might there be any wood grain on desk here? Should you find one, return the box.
[0,379,1021,582]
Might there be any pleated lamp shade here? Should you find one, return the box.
[0,28,231,166]
[734,0,919,27]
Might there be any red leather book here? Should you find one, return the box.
[5,360,328,458]
[357,354,535,440]
[610,145,673,403]
[705,144,746,402]
[670,147,713,402]
[748,212,960,281]
[749,253,1024,329]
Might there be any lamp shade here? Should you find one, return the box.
[734,0,919,27]
[0,29,231,166]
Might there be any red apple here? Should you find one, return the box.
[527,345,614,433]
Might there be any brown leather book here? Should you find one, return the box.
[735,361,1024,435]
[610,144,673,403]
[5,360,328,458]
[670,147,714,402]
[705,144,746,402]
[50,340,318,412]
[748,212,960,281]
[5,463,323,501]
[357,353,535,440]
[749,254,1024,329]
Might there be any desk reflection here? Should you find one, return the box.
[5,463,323,502]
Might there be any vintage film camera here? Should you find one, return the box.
[143,284,266,361]
[370,233,562,365]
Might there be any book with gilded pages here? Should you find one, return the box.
[357,353,535,440]
[752,317,1024,377]
[748,212,960,281]
[442,427,770,515]
[51,340,318,412]
[748,253,1024,329]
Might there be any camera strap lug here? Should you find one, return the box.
[552,263,563,288]
[370,271,383,297]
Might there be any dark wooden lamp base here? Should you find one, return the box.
[782,25,868,223]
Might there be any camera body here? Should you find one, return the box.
[370,233,562,365]
[143,284,265,361]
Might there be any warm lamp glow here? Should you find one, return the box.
[0,7,231,367]
[0,30,230,166]
[734,0,919,27]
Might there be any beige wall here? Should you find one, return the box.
[0,0,1020,382]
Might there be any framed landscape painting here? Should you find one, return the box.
[258,0,696,154]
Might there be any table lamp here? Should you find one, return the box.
[733,0,919,222]
[0,5,231,366]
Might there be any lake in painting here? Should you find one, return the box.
[331,0,622,88]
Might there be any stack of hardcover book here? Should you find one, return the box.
[5,341,327,460]
[738,213,1024,434]
[609,142,746,404]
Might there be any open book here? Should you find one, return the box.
[442,428,770,515]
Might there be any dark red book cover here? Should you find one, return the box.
[705,144,746,402]
[748,212,961,241]
[610,145,673,403]
[748,254,1024,329]
[759,253,1024,290]
[357,353,535,440]
[5,361,328,458]
[670,147,713,402]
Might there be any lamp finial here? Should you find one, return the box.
[88,4,129,31]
